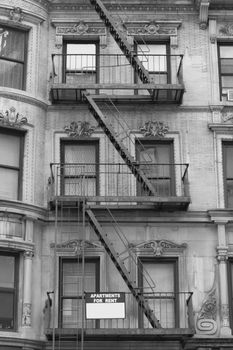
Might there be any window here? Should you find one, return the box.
[63,42,98,84]
[0,252,18,330]
[136,140,175,196]
[136,42,170,84]
[59,257,99,328]
[138,258,178,328]
[0,26,27,90]
[223,142,233,208]
[60,140,99,196]
[218,43,233,100]
[0,128,24,200]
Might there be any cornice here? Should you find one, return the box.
[0,89,48,111]
[0,200,48,221]
[49,3,196,13]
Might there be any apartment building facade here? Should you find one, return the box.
[0,0,233,349]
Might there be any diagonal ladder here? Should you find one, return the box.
[89,0,154,95]
[83,92,156,196]
[86,208,161,328]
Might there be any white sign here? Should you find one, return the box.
[85,292,125,319]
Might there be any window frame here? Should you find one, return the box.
[222,141,233,208]
[0,251,19,331]
[217,42,233,101]
[228,258,233,332]
[59,256,100,328]
[62,40,99,84]
[0,127,25,200]
[138,257,179,328]
[135,139,175,196]
[60,138,99,197]
[134,40,171,84]
[0,24,28,90]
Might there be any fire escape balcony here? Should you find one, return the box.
[50,53,185,104]
[45,292,194,339]
[48,162,190,210]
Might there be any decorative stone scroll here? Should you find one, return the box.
[140,121,169,138]
[53,20,107,48]
[131,239,187,256]
[50,239,102,254]
[196,288,218,335]
[64,121,96,137]
[126,21,181,48]
[0,107,27,127]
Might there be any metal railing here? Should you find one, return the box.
[48,163,189,200]
[51,54,184,86]
[58,291,193,330]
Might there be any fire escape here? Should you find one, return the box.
[48,0,193,346]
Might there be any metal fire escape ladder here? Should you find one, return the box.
[89,0,153,95]
[83,92,156,196]
[86,208,161,328]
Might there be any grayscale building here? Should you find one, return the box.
[0,0,233,349]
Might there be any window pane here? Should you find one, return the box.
[0,27,25,61]
[62,261,96,296]
[226,180,233,208]
[220,46,233,59]
[138,44,167,72]
[0,133,20,167]
[221,76,233,89]
[143,262,174,292]
[221,58,233,74]
[0,291,14,329]
[225,146,233,177]
[0,255,14,288]
[0,59,24,89]
[66,44,96,71]
[64,144,96,164]
[0,168,18,199]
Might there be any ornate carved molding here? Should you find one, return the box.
[64,121,96,137]
[199,0,210,30]
[24,251,34,259]
[222,112,233,124]
[52,20,107,48]
[22,303,32,327]
[126,21,181,48]
[196,285,218,335]
[219,24,233,37]
[50,239,102,254]
[0,107,27,127]
[9,7,24,22]
[131,239,187,256]
[216,246,228,262]
[140,121,169,138]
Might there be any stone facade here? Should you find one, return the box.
[0,0,233,349]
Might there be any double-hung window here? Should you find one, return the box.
[138,258,179,328]
[137,43,169,84]
[136,140,175,196]
[218,43,233,100]
[0,252,18,330]
[63,42,98,84]
[0,128,24,200]
[60,140,98,196]
[222,142,233,208]
[0,26,27,90]
[59,257,99,328]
